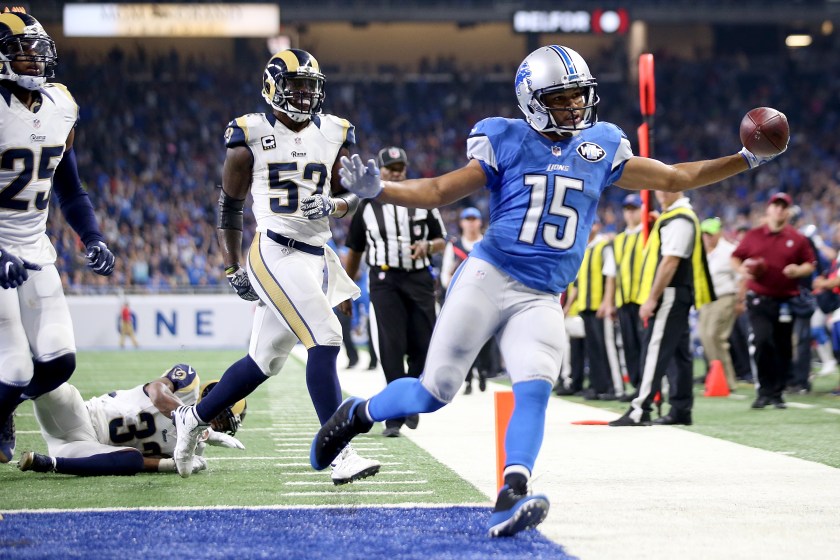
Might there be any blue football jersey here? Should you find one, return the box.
[468,118,633,293]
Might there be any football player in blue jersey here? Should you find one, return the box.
[0,13,115,465]
[310,45,785,537]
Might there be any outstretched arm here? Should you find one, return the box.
[340,154,487,209]
[615,154,750,193]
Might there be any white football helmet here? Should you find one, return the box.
[0,13,56,91]
[515,45,599,137]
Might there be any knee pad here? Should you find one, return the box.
[0,352,34,386]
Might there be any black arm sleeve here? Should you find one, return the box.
[52,148,104,246]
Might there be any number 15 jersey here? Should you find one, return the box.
[468,117,633,294]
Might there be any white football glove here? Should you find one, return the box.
[339,154,383,199]
[300,194,336,220]
[226,265,259,301]
[204,428,245,450]
[739,146,786,170]
[191,455,208,474]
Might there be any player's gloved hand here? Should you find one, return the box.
[339,154,382,199]
[0,246,41,289]
[85,240,115,276]
[205,428,245,450]
[739,145,786,170]
[225,264,259,301]
[300,194,336,220]
[191,455,208,474]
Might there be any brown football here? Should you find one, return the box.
[739,107,789,158]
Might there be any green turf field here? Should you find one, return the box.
[552,360,840,468]
[1,350,486,510]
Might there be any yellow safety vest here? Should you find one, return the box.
[577,239,611,311]
[614,228,644,308]
[635,207,715,310]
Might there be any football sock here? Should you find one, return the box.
[366,377,446,422]
[20,354,76,400]
[0,381,25,420]
[306,345,342,425]
[196,355,267,423]
[55,449,144,476]
[505,379,552,473]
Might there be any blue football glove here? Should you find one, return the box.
[226,265,259,301]
[0,246,41,289]
[85,241,115,276]
[300,194,336,220]
[339,154,383,199]
[739,146,786,170]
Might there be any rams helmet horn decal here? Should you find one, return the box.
[261,48,325,123]
[0,13,56,91]
[199,380,247,436]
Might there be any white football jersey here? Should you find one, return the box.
[85,366,200,457]
[224,112,355,247]
[0,83,77,264]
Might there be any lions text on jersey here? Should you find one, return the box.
[467,117,632,294]
[0,83,76,264]
[224,112,355,248]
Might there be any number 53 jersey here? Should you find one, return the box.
[224,112,355,248]
[0,82,77,264]
[468,117,633,294]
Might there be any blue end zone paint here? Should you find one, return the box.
[0,507,576,559]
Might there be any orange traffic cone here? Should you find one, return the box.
[704,359,730,397]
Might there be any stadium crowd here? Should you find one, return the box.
[45,43,840,293]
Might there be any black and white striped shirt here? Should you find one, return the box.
[346,200,446,271]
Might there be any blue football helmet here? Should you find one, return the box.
[515,45,599,137]
[261,49,325,123]
[0,13,56,91]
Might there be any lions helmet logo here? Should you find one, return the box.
[515,61,533,95]
[576,142,606,162]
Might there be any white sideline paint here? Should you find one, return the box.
[318,346,840,560]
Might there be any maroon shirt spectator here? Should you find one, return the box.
[731,193,816,410]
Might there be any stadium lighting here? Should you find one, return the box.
[785,34,813,47]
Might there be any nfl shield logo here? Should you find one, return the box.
[33,119,41,129]
[551,146,562,157]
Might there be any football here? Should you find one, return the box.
[739,107,789,157]
[743,257,767,278]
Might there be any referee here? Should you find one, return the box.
[610,191,714,426]
[344,146,446,437]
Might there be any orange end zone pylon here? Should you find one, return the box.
[494,391,515,493]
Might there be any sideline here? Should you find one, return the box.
[324,347,840,560]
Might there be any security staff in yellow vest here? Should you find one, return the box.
[576,222,621,401]
[610,191,714,426]
[613,194,646,393]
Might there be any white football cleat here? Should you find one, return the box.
[172,405,208,478]
[330,444,380,485]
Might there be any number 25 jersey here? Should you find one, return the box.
[468,117,633,294]
[0,83,77,264]
[224,112,355,248]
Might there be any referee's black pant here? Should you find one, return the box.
[369,267,437,429]
[632,286,694,417]
[617,303,644,389]
[747,294,794,400]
